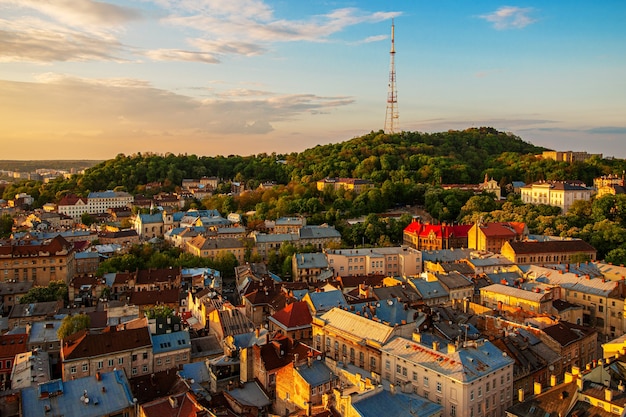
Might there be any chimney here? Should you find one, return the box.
[571,366,580,376]
[447,343,456,354]
[168,396,178,408]
[618,381,625,392]
[534,382,542,395]
[412,332,422,343]
[576,377,583,391]
[95,372,101,381]
[518,388,524,402]
[432,341,439,351]
[390,383,396,395]
[605,389,613,402]
[564,372,573,383]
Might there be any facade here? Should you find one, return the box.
[151,330,191,373]
[467,222,527,253]
[134,213,164,239]
[268,301,313,341]
[520,181,592,213]
[0,235,75,286]
[403,221,472,251]
[292,252,331,283]
[541,150,602,163]
[311,307,403,375]
[61,326,153,381]
[0,281,33,315]
[381,333,515,417]
[274,216,306,234]
[325,246,422,278]
[185,236,248,264]
[501,240,597,265]
[87,190,134,214]
[0,333,27,390]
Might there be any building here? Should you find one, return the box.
[0,235,76,286]
[381,333,515,417]
[21,369,136,417]
[11,349,51,390]
[57,194,89,220]
[467,222,528,253]
[151,330,191,373]
[541,150,602,163]
[0,332,27,390]
[403,220,472,251]
[311,307,405,375]
[501,240,597,265]
[520,181,592,213]
[268,301,313,341]
[298,225,342,250]
[60,326,152,381]
[8,301,62,329]
[0,281,33,315]
[274,357,339,416]
[480,284,553,314]
[87,190,134,214]
[185,236,248,264]
[325,247,422,278]
[540,321,597,378]
[274,216,306,234]
[316,178,373,194]
[292,252,332,283]
[134,212,165,239]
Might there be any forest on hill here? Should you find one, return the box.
[3,127,626,263]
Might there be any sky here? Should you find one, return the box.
[1,0,625,160]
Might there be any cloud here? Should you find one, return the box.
[0,18,126,63]
[145,49,220,64]
[479,6,536,30]
[0,75,354,139]
[585,126,626,135]
[1,0,142,29]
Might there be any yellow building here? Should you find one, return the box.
[316,178,373,194]
[185,236,248,264]
[480,283,553,314]
[501,240,597,265]
[520,181,592,213]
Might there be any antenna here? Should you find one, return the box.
[384,19,399,134]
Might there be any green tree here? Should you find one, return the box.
[57,314,90,339]
[145,305,174,319]
[20,281,68,304]
[81,213,96,226]
[0,214,13,238]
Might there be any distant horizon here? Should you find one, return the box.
[2,1,624,160]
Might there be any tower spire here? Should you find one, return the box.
[384,19,399,134]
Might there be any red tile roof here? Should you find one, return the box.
[0,334,27,359]
[507,240,596,255]
[129,288,180,306]
[270,301,312,329]
[404,221,471,238]
[62,326,151,360]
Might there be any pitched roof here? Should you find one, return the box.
[318,307,395,345]
[62,326,151,360]
[543,321,596,347]
[404,222,471,239]
[129,288,180,306]
[269,301,312,330]
[506,240,596,254]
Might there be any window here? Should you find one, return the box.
[132,354,137,362]
[143,365,148,372]
[471,390,474,401]
[132,367,137,375]
[451,404,457,416]
[436,382,441,393]
[386,360,391,370]
[402,367,407,376]
[108,359,114,367]
[423,376,429,387]
[118,357,123,365]
[70,366,77,374]
[82,364,88,372]
[412,371,418,381]
[478,386,482,397]
[97,361,103,369]
[143,352,148,360]
[486,381,490,392]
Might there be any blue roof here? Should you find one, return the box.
[352,389,443,417]
[296,360,335,387]
[151,331,191,354]
[88,190,130,198]
[307,290,348,312]
[351,299,415,325]
[410,279,449,300]
[138,213,163,223]
[22,370,134,417]
[172,211,186,221]
[75,252,100,260]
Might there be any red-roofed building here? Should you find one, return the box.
[61,326,152,381]
[139,391,209,417]
[467,221,528,253]
[0,235,75,286]
[403,220,471,251]
[57,194,88,220]
[0,333,27,390]
[268,301,313,341]
[129,288,181,316]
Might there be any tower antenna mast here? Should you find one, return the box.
[384,19,399,134]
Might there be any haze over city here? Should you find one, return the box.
[1,0,624,160]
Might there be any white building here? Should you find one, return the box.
[381,333,514,417]
[520,181,592,213]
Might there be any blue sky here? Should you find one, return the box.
[1,0,624,159]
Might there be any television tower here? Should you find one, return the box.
[384,19,398,134]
